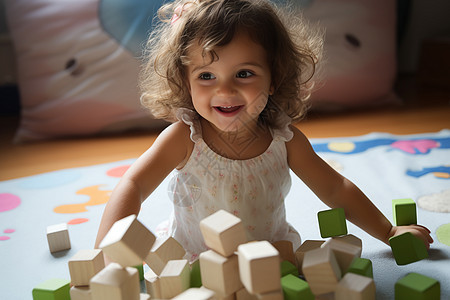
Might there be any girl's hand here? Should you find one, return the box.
[388,225,434,249]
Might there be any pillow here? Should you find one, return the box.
[5,0,397,142]
[5,0,167,142]
[300,0,398,109]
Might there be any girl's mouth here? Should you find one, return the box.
[214,105,243,114]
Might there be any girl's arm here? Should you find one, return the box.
[286,125,433,247]
[94,121,193,251]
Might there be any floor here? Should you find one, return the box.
[1,76,449,181]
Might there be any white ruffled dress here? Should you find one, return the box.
[164,109,301,260]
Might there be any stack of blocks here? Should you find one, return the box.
[298,207,376,299]
[35,199,441,299]
[389,199,428,265]
[93,214,155,300]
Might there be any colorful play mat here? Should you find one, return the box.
[1,131,449,299]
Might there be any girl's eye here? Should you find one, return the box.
[199,73,215,80]
[236,70,254,78]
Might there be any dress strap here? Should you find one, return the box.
[175,108,202,142]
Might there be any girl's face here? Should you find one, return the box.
[186,31,273,133]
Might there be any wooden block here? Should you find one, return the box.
[237,241,281,294]
[321,239,361,273]
[200,209,247,257]
[317,208,347,238]
[90,262,140,300]
[280,260,298,277]
[335,273,375,300]
[32,278,70,300]
[332,234,362,250]
[99,214,156,267]
[346,257,373,278]
[302,246,341,296]
[271,240,295,265]
[281,274,314,300]
[236,287,258,300]
[173,287,216,299]
[200,249,243,296]
[68,249,105,286]
[144,268,161,299]
[47,223,71,253]
[392,198,417,226]
[255,290,283,300]
[139,293,150,300]
[190,259,202,288]
[389,232,428,265]
[199,286,235,300]
[395,272,440,300]
[159,259,190,299]
[144,236,186,275]
[70,286,91,300]
[294,240,324,275]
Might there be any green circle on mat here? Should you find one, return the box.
[436,223,450,246]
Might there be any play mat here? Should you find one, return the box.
[0,131,449,299]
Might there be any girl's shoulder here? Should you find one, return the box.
[165,121,195,169]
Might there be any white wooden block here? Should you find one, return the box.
[47,223,71,253]
[200,249,243,296]
[335,273,375,300]
[68,249,105,286]
[200,210,247,257]
[144,268,161,299]
[144,236,186,275]
[139,293,150,300]
[70,286,91,300]
[256,290,283,300]
[236,288,258,300]
[271,240,295,265]
[237,241,281,294]
[90,262,140,300]
[302,246,341,296]
[172,287,215,299]
[321,239,362,273]
[159,259,190,299]
[332,234,362,250]
[294,240,324,275]
[99,214,156,267]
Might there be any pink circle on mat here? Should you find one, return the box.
[106,165,131,177]
[0,236,10,241]
[0,193,21,212]
[4,229,15,234]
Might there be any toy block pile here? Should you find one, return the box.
[35,199,440,299]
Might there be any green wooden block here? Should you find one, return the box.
[392,198,417,226]
[133,263,144,281]
[317,208,347,238]
[346,257,373,278]
[32,278,70,300]
[389,232,428,265]
[395,273,440,300]
[190,259,202,288]
[281,260,299,277]
[281,274,314,300]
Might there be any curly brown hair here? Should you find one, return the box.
[140,0,322,128]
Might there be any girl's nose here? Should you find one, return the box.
[216,79,236,97]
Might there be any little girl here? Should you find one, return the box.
[95,0,432,260]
